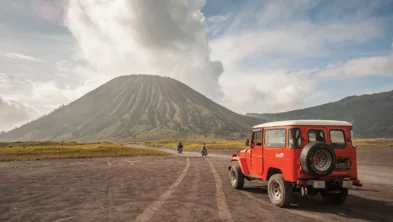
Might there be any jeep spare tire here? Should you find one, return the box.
[300,142,336,178]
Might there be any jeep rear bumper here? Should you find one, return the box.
[296,178,362,188]
[352,179,363,187]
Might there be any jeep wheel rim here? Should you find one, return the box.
[230,170,237,185]
[270,182,282,201]
[312,149,332,172]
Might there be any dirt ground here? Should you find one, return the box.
[0,146,392,222]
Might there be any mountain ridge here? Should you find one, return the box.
[0,74,263,142]
[2,75,392,141]
[247,89,393,138]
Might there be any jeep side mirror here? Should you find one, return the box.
[245,139,249,146]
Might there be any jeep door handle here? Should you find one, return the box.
[260,157,263,159]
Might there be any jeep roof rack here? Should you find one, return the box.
[253,120,352,129]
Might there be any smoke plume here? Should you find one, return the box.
[65,0,224,100]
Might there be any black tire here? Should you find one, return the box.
[300,142,336,178]
[230,164,244,189]
[321,188,348,205]
[267,174,293,208]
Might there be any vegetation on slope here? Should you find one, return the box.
[247,90,393,138]
[0,141,168,161]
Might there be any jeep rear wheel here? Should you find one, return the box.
[300,142,336,177]
[268,174,293,208]
[321,188,348,205]
[230,164,244,189]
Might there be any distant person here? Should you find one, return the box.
[201,143,207,151]
[290,129,302,148]
[201,143,208,156]
[177,142,183,153]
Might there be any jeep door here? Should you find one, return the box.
[327,127,352,172]
[308,127,351,174]
[250,129,264,177]
[262,128,291,180]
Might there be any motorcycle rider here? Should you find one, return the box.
[201,143,207,156]
[177,142,183,153]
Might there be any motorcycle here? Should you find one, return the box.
[201,149,208,157]
[177,147,183,154]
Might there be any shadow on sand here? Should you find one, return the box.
[243,186,392,222]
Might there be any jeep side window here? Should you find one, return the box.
[264,129,286,148]
[254,130,262,146]
[288,128,302,148]
[330,130,346,148]
[308,130,325,142]
[251,132,256,146]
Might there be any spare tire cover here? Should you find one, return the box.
[300,142,336,178]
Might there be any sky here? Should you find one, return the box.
[0,0,393,132]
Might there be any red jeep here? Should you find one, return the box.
[229,120,362,208]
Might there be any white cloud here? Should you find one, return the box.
[0,72,14,91]
[29,79,103,111]
[206,13,231,37]
[316,36,393,78]
[0,52,45,62]
[0,73,31,102]
[209,0,389,114]
[219,68,325,114]
[0,71,93,121]
[0,96,41,132]
[317,53,393,78]
[31,0,67,26]
[210,28,329,69]
[210,19,384,69]
[65,0,224,101]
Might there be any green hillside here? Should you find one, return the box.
[0,75,262,142]
[247,90,393,138]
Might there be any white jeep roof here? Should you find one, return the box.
[252,120,352,129]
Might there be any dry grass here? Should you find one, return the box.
[354,138,393,147]
[142,137,393,149]
[0,141,168,161]
[143,139,247,150]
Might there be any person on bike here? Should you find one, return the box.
[177,142,183,152]
[201,143,207,156]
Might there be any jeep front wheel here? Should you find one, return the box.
[267,174,293,208]
[321,188,348,205]
[230,164,244,189]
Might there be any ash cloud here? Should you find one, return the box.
[65,0,224,100]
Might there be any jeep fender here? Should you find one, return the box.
[230,155,250,175]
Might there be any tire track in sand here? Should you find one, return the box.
[206,157,234,222]
[135,157,190,222]
[240,191,328,222]
[106,177,115,222]
[106,160,129,222]
[177,158,200,222]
